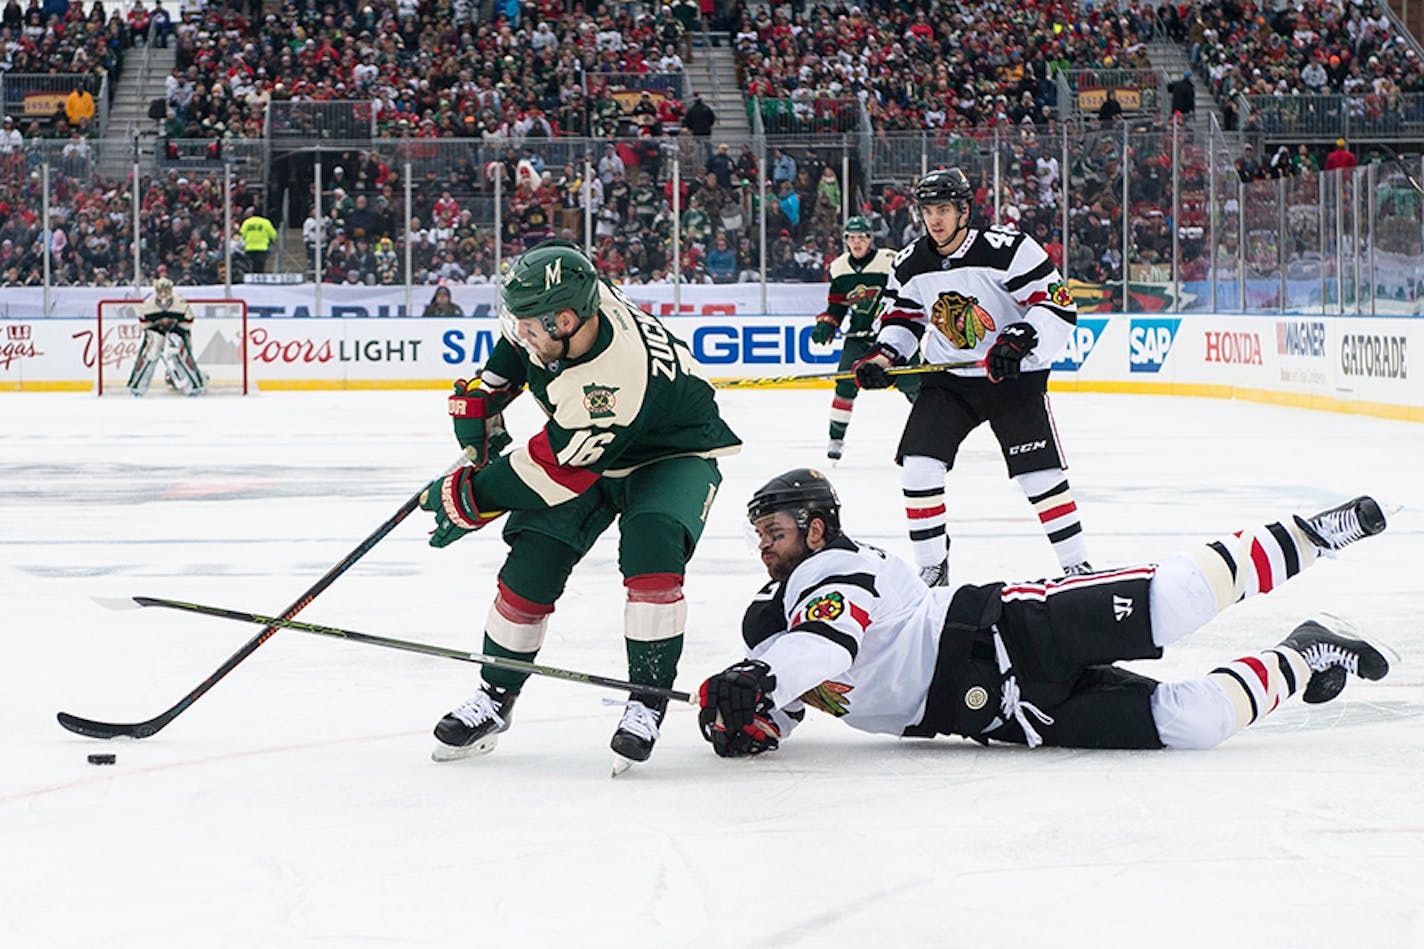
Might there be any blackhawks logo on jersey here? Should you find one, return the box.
[1048,280,1073,308]
[582,384,618,419]
[931,291,997,349]
[800,680,853,716]
[804,591,845,622]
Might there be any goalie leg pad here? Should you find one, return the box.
[164,332,204,393]
[126,329,166,393]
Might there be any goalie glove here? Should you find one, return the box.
[448,377,517,468]
[419,465,505,548]
[985,322,1038,383]
[698,659,781,758]
[811,312,840,346]
[851,342,903,390]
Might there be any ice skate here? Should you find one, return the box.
[1294,496,1386,553]
[610,694,668,776]
[826,438,844,463]
[431,684,519,761]
[1278,615,1394,704]
[1063,561,1094,577]
[918,558,948,587]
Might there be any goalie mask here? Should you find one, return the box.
[499,240,601,364]
[747,468,842,539]
[153,277,174,309]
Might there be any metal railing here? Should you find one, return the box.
[4,121,1424,316]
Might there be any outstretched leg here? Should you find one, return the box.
[826,375,857,461]
[1145,497,1389,749]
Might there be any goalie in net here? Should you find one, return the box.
[126,278,206,396]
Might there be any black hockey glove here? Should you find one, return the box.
[851,343,903,390]
[698,660,781,758]
[448,377,516,468]
[985,322,1038,383]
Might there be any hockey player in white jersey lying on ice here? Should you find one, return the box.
[697,469,1393,757]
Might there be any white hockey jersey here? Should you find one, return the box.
[872,227,1077,377]
[741,535,955,739]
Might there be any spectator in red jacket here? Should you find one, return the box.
[1324,138,1358,171]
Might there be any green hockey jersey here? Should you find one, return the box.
[825,247,895,334]
[474,283,741,511]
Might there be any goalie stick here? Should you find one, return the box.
[711,358,984,389]
[97,595,696,704]
[57,448,478,740]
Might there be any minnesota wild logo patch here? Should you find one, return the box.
[931,290,996,349]
[582,384,618,419]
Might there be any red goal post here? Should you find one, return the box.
[95,298,250,395]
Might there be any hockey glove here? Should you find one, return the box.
[851,343,903,390]
[448,377,516,468]
[811,312,840,346]
[419,466,505,548]
[985,322,1038,383]
[698,659,781,757]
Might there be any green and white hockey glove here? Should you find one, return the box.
[448,377,516,468]
[419,466,505,548]
[811,312,840,345]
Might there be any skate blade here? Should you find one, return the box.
[431,733,500,762]
[611,754,637,777]
[1313,612,1402,679]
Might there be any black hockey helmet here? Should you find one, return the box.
[913,167,972,212]
[747,468,842,537]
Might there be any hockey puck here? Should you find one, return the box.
[87,753,117,766]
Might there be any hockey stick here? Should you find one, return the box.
[97,595,696,704]
[711,358,984,389]
[57,448,478,740]
[1372,145,1424,197]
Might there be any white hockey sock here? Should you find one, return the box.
[901,454,948,568]
[1014,468,1088,569]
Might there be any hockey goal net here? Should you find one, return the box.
[95,298,250,395]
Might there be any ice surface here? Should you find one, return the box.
[2,388,1422,947]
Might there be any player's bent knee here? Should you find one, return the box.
[486,579,555,653]
[1151,678,1238,750]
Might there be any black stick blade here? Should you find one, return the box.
[56,711,159,740]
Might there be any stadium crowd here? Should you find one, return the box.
[3,0,1420,289]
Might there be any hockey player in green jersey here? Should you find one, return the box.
[125,277,205,396]
[811,217,916,461]
[419,240,742,771]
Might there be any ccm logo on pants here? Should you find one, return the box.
[1008,440,1048,456]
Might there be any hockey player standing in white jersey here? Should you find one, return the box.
[125,277,205,396]
[697,469,1392,757]
[853,168,1085,585]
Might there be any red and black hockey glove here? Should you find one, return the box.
[811,312,841,346]
[419,465,505,548]
[698,659,781,757]
[985,322,1038,383]
[851,343,903,390]
[448,377,516,468]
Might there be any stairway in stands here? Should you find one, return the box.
[97,41,175,183]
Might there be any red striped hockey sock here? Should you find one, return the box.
[1186,518,1320,611]
[1208,647,1311,732]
